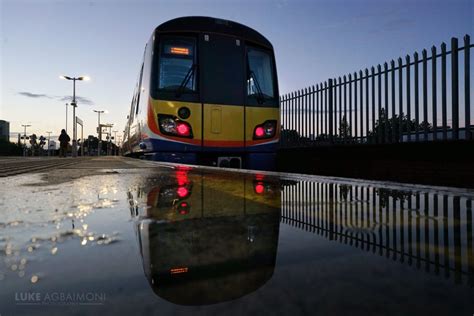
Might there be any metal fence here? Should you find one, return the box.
[281,181,474,286]
[280,35,473,147]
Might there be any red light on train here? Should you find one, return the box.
[176,122,191,136]
[176,186,189,198]
[170,47,189,55]
[255,182,265,194]
[253,120,276,139]
[255,126,265,138]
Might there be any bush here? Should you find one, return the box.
[0,139,23,156]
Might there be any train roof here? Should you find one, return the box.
[154,16,273,49]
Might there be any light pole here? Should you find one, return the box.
[65,103,69,134]
[21,124,31,157]
[93,109,105,156]
[112,130,118,155]
[60,75,90,157]
[46,131,52,156]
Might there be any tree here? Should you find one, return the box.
[368,108,432,142]
[338,115,351,139]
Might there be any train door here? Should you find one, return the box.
[199,34,245,153]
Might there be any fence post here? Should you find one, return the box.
[359,70,364,142]
[377,64,382,144]
[441,42,447,140]
[325,81,328,138]
[432,46,438,140]
[343,75,347,142]
[451,37,459,140]
[370,67,375,143]
[349,74,353,139]
[465,34,471,140]
[312,85,316,144]
[365,68,370,143]
[384,62,389,144]
[291,92,295,144]
[414,52,420,142]
[339,77,342,140]
[354,72,358,141]
[317,84,321,138]
[329,79,334,142]
[391,60,396,143]
[398,57,403,142]
[422,49,428,141]
[406,55,411,142]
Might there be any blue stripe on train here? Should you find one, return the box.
[141,137,277,153]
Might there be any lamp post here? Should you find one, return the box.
[93,109,105,156]
[112,130,118,155]
[21,124,31,157]
[46,131,52,156]
[60,75,90,157]
[65,103,69,134]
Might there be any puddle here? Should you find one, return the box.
[0,166,473,315]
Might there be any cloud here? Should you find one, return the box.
[59,95,94,105]
[17,91,94,105]
[17,92,53,99]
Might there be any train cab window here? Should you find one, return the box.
[158,38,196,93]
[247,47,275,105]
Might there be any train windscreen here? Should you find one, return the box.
[247,47,275,100]
[158,37,197,92]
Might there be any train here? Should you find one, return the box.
[122,16,280,170]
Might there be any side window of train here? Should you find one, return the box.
[136,63,144,115]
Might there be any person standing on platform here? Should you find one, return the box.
[58,129,70,157]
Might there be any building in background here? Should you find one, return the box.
[0,120,10,141]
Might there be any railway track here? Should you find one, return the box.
[0,157,80,177]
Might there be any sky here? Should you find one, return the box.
[1,0,472,143]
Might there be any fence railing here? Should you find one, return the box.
[281,181,474,286]
[280,35,473,147]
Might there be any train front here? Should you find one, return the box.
[142,17,280,170]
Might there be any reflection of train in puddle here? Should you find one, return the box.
[128,167,281,305]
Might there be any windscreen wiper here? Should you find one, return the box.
[175,63,196,98]
[249,71,265,104]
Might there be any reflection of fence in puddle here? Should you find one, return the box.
[281,181,474,287]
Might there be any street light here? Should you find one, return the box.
[60,75,90,157]
[21,124,31,157]
[93,109,106,156]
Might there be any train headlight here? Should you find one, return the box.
[160,117,176,133]
[158,114,193,138]
[253,120,277,140]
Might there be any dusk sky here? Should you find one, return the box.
[1,0,472,142]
